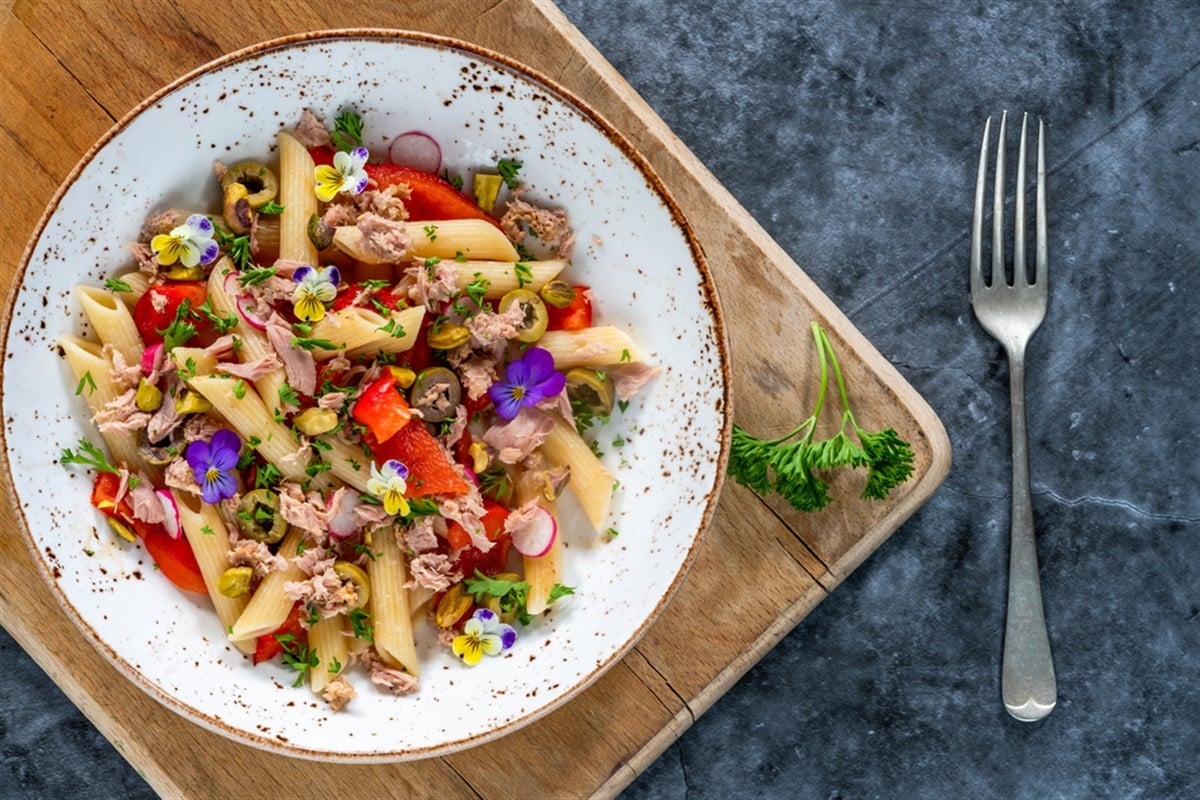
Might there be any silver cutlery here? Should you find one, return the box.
[970,111,1057,721]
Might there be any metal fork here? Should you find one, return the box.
[970,111,1056,721]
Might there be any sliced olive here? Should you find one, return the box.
[107,517,137,543]
[307,213,334,250]
[538,280,576,309]
[333,561,371,609]
[174,388,212,415]
[386,366,416,389]
[409,367,461,423]
[135,378,163,412]
[427,323,471,350]
[565,367,614,415]
[236,489,286,544]
[218,566,254,598]
[220,162,279,208]
[473,173,503,212]
[294,407,339,436]
[222,182,252,235]
[498,289,548,343]
[138,428,182,466]
[436,584,473,628]
[164,265,207,281]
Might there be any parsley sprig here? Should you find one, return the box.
[61,438,139,487]
[330,109,365,151]
[729,323,914,511]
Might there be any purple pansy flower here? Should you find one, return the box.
[150,213,219,268]
[487,347,566,421]
[451,608,517,666]
[185,429,241,504]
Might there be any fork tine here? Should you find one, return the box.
[970,116,992,296]
[992,110,1008,286]
[1014,113,1028,284]
[1035,117,1048,288]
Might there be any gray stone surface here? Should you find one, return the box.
[3,1,1198,798]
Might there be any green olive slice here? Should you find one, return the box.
[498,289,549,343]
[236,489,286,544]
[332,562,371,609]
[565,367,614,416]
[219,162,279,208]
[409,367,462,423]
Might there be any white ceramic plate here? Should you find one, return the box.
[2,30,729,761]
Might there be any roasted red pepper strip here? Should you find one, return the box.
[253,602,305,665]
[368,421,468,498]
[132,282,218,348]
[546,285,593,331]
[90,473,206,594]
[352,375,413,444]
[309,146,500,229]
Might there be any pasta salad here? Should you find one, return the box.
[59,108,659,712]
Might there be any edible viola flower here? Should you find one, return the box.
[487,346,566,421]
[314,147,369,202]
[292,265,341,322]
[151,214,220,268]
[367,459,410,516]
[452,608,517,666]
[185,428,241,504]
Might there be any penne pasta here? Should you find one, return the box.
[169,346,218,379]
[332,219,519,264]
[453,259,566,297]
[59,335,141,471]
[172,490,254,654]
[204,258,288,407]
[315,437,371,493]
[278,131,319,265]
[369,527,419,676]
[112,271,150,307]
[516,468,563,616]
[75,285,142,366]
[229,528,305,642]
[307,306,425,360]
[186,374,309,482]
[539,327,647,370]
[541,412,614,531]
[308,616,350,695]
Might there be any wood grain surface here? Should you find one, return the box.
[0,1,950,797]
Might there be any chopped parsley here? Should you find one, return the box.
[349,609,375,643]
[156,299,198,350]
[232,379,247,399]
[60,438,139,486]
[514,261,533,288]
[330,109,365,151]
[496,158,523,189]
[464,570,532,625]
[74,371,97,397]
[278,384,300,406]
[290,337,341,352]
[423,224,438,242]
[256,200,285,215]
[376,318,405,338]
[275,634,320,688]
[103,277,133,293]
[238,266,277,287]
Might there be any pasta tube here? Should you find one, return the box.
[278,131,319,265]
[539,327,647,369]
[369,527,418,676]
[229,528,305,642]
[333,219,519,264]
[541,412,614,531]
[516,467,563,616]
[172,490,253,654]
[308,616,349,695]
[59,334,141,471]
[75,285,142,366]
[307,306,425,360]
[205,258,287,407]
[454,259,566,297]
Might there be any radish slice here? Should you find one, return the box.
[156,489,181,540]
[327,492,361,539]
[225,273,268,331]
[511,506,557,558]
[388,131,442,173]
[141,342,163,375]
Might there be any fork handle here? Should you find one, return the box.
[1002,349,1057,721]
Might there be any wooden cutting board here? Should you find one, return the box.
[0,1,950,796]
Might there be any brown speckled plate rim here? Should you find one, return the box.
[0,28,732,763]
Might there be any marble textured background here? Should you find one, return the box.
[2,0,1198,798]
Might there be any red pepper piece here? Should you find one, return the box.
[330,282,407,314]
[310,146,500,229]
[132,282,218,348]
[369,421,468,498]
[253,602,305,665]
[547,285,593,331]
[352,375,414,444]
[90,473,206,594]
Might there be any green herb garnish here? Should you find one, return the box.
[104,277,133,293]
[330,109,365,151]
[496,158,522,189]
[75,371,97,397]
[60,438,138,486]
[728,323,915,511]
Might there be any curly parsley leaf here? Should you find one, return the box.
[496,158,523,189]
[330,109,365,152]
